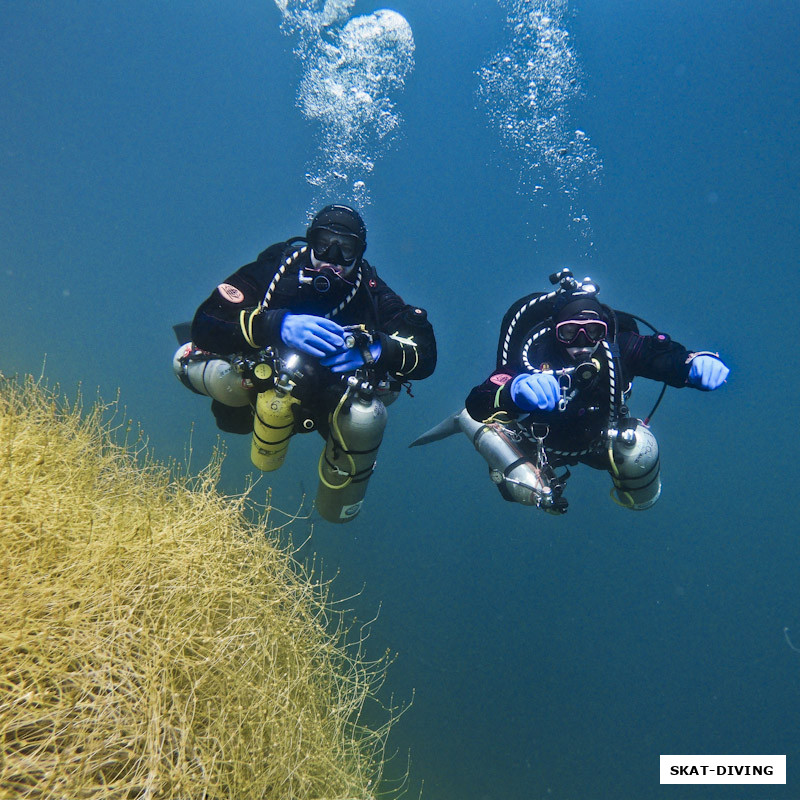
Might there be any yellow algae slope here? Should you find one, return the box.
[0,374,392,800]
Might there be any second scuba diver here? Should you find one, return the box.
[411,269,729,513]
[174,204,437,523]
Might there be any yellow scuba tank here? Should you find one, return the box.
[315,377,387,523]
[607,418,661,510]
[250,360,299,472]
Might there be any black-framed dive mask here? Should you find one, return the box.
[307,227,364,267]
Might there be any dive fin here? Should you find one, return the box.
[173,321,193,344]
[409,413,463,448]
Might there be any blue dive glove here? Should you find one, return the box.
[280,314,345,358]
[688,354,729,391]
[320,341,382,373]
[510,372,561,411]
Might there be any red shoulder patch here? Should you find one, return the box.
[489,373,512,386]
[217,283,244,303]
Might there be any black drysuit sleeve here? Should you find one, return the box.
[368,271,437,381]
[190,245,288,355]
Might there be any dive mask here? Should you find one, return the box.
[307,227,364,266]
[555,319,608,346]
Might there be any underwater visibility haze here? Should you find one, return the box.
[2,0,799,797]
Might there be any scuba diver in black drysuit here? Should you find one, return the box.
[411,269,729,513]
[173,204,436,523]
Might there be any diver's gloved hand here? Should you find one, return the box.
[280,314,345,358]
[688,354,729,391]
[510,372,561,411]
[320,341,382,373]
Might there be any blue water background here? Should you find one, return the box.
[2,1,799,798]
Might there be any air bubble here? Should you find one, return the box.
[477,0,602,236]
[274,2,414,208]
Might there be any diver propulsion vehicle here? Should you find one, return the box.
[408,361,597,512]
[410,406,660,512]
[409,408,567,511]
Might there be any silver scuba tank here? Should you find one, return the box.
[172,343,252,407]
[607,419,661,510]
[315,379,388,523]
[455,410,554,507]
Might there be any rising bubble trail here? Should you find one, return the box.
[275,0,415,209]
[478,0,602,239]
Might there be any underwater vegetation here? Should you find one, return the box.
[0,374,395,799]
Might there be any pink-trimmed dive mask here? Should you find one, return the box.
[555,319,608,345]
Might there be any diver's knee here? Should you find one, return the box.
[211,400,254,434]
